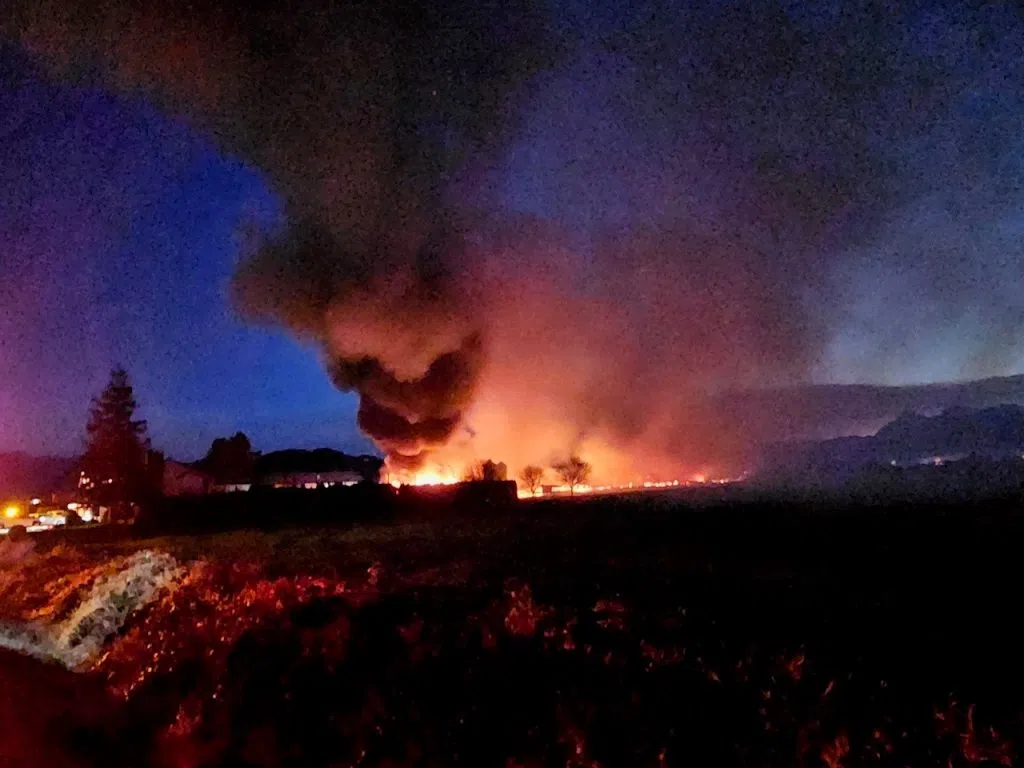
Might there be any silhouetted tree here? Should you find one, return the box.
[519,465,544,494]
[147,450,166,495]
[201,432,256,484]
[552,456,591,496]
[82,367,150,507]
[466,459,508,482]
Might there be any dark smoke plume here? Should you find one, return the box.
[331,333,484,467]
[6,1,1024,479]
[2,0,559,470]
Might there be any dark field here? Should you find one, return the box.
[3,489,1024,767]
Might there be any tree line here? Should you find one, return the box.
[82,367,594,506]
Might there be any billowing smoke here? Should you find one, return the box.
[2,0,556,471]
[331,333,484,470]
[6,1,1024,479]
[230,214,492,470]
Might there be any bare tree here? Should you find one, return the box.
[518,465,544,495]
[552,456,591,496]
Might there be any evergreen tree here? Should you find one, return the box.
[82,367,150,505]
[201,432,255,484]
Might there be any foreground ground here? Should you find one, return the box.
[1,489,1023,766]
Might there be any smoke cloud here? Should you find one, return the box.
[3,0,556,471]
[5,1,1024,479]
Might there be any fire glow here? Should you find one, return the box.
[515,473,736,499]
[385,460,738,496]
[389,467,461,488]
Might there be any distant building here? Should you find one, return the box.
[160,449,381,494]
[260,470,365,489]
[212,482,252,493]
[254,449,383,488]
[163,461,213,497]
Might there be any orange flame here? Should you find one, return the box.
[389,466,461,487]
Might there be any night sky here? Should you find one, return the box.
[0,47,371,458]
[3,1,1024,467]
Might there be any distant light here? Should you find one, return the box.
[30,498,41,506]
[66,502,79,511]
[4,505,20,519]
